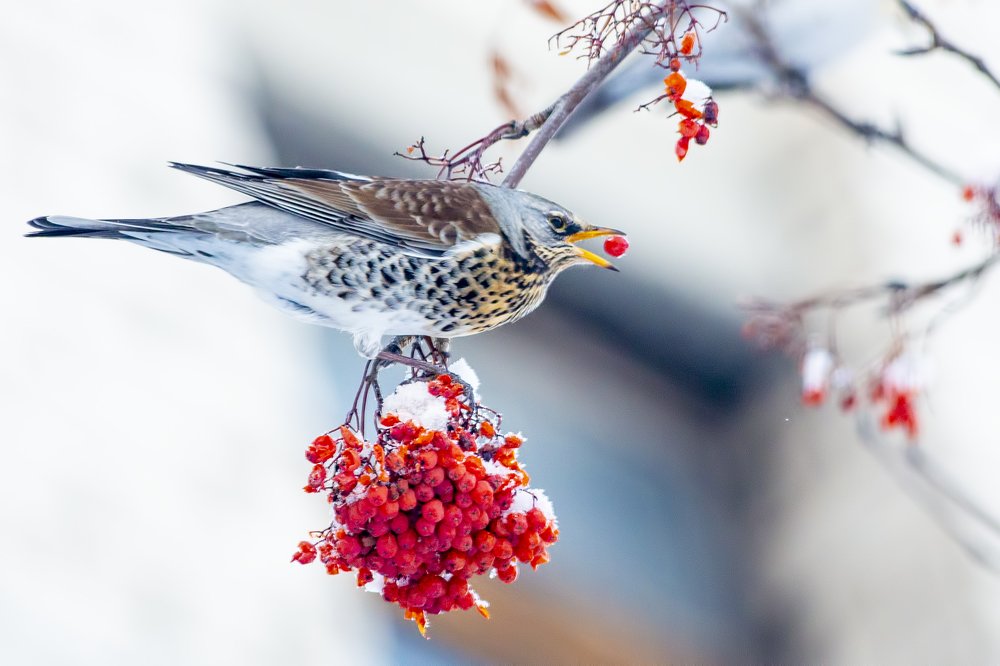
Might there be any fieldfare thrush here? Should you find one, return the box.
[27,163,624,358]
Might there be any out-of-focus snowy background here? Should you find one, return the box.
[4,0,1000,663]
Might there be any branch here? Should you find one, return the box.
[739,10,966,185]
[395,106,555,182]
[791,251,1000,314]
[503,1,672,188]
[857,413,1000,576]
[897,0,1000,92]
[743,251,1000,355]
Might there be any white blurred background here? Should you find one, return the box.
[4,0,1000,663]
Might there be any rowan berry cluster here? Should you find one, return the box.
[662,36,719,162]
[799,346,922,440]
[292,374,559,636]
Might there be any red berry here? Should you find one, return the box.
[398,489,417,511]
[434,480,455,503]
[475,531,496,553]
[378,500,400,519]
[492,538,513,561]
[397,529,417,550]
[337,535,361,558]
[306,464,326,491]
[333,472,357,494]
[703,99,719,126]
[422,499,445,523]
[453,534,473,552]
[367,485,388,507]
[305,434,336,464]
[424,467,445,487]
[679,118,699,138]
[417,450,438,469]
[415,518,436,536]
[415,484,435,503]
[508,513,528,535]
[694,124,710,145]
[603,235,629,258]
[526,507,547,529]
[384,451,404,472]
[291,541,317,564]
[675,136,690,161]
[456,473,477,493]
[444,550,467,572]
[496,564,518,584]
[377,533,399,559]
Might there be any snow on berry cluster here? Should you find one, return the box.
[291,373,558,636]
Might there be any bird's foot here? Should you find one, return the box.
[346,336,476,435]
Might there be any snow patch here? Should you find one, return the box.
[505,488,558,530]
[382,382,450,431]
[364,572,385,594]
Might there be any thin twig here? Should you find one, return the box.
[739,9,965,185]
[757,251,1000,317]
[897,0,1000,92]
[857,413,1000,575]
[396,105,556,182]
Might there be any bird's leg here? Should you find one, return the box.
[427,337,451,369]
[344,358,374,432]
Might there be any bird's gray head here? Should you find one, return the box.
[475,185,624,271]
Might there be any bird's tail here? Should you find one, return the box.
[25,214,216,259]
[25,215,185,239]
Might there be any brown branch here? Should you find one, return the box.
[897,0,1000,92]
[739,10,965,185]
[783,251,1000,315]
[743,251,1000,354]
[503,0,674,188]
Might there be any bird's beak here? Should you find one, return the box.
[566,226,626,271]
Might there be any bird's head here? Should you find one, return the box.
[484,187,626,272]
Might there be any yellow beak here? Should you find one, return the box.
[565,226,625,271]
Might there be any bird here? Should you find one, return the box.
[26,163,624,358]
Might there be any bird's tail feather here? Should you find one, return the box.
[25,214,210,258]
[25,215,188,239]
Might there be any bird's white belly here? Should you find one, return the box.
[245,240,434,339]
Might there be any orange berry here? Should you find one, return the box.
[664,72,686,101]
[680,32,695,55]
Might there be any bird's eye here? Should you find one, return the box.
[548,214,568,232]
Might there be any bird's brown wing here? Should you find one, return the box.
[169,163,501,256]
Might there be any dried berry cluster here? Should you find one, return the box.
[662,44,719,162]
[292,375,558,636]
[799,346,922,439]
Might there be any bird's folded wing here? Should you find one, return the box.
[169,162,502,256]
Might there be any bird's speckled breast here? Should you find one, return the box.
[302,239,552,336]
